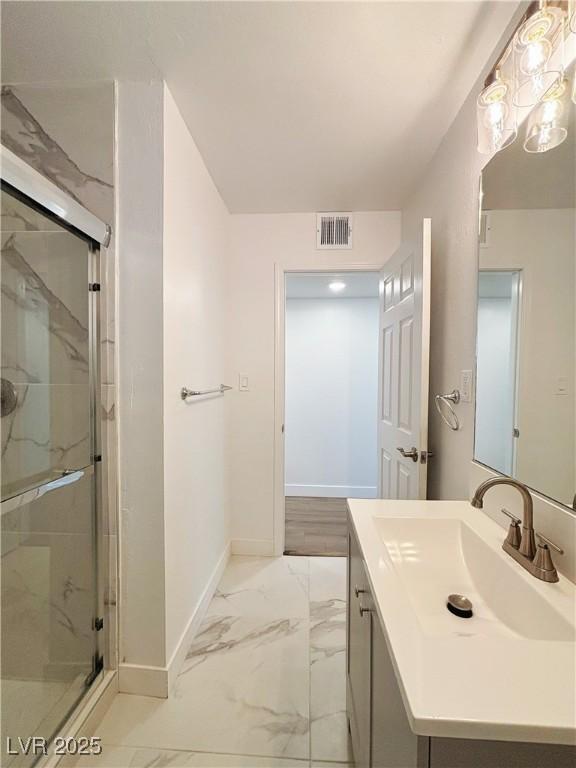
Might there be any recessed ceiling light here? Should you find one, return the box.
[329,280,346,293]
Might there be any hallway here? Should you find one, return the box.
[284,499,348,557]
[77,557,350,767]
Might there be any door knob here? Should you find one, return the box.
[396,446,419,463]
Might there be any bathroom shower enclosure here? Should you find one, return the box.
[1,150,109,767]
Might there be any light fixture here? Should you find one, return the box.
[476,0,573,156]
[524,77,570,152]
[477,69,517,154]
[329,280,346,293]
[569,2,576,101]
[513,1,565,108]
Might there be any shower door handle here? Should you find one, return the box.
[0,467,90,515]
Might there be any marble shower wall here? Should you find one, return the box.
[1,82,118,671]
[1,85,114,221]
[1,193,92,498]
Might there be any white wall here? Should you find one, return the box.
[401,76,488,501]
[117,82,231,693]
[117,89,399,679]
[285,297,379,498]
[163,87,231,664]
[117,81,166,669]
[227,212,401,553]
[481,209,575,507]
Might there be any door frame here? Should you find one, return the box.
[273,262,384,556]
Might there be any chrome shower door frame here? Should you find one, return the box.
[1,145,112,759]
[88,237,105,688]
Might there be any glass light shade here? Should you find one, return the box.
[513,5,565,107]
[477,74,517,154]
[524,78,570,152]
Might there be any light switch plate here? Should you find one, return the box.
[239,374,249,392]
[460,370,473,403]
[555,376,569,395]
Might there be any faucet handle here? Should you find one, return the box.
[535,531,564,555]
[500,508,521,525]
[500,508,521,549]
[532,536,561,583]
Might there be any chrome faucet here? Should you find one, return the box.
[471,477,563,583]
[471,477,536,558]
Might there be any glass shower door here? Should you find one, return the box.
[1,188,99,766]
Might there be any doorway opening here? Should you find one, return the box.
[274,220,432,556]
[283,271,380,556]
[475,269,522,477]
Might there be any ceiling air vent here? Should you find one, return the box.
[316,213,353,250]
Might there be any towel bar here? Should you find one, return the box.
[181,384,233,400]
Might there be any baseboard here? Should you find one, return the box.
[231,538,274,556]
[118,662,168,698]
[118,542,232,698]
[285,484,377,499]
[166,541,231,692]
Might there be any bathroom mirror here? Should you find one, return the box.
[474,111,576,512]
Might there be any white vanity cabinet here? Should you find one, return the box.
[346,516,576,768]
[347,522,373,768]
[370,609,425,768]
[347,524,426,768]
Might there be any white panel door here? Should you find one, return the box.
[378,219,431,499]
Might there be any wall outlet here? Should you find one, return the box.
[239,374,249,392]
[460,369,473,403]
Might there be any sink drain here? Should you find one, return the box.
[446,594,473,619]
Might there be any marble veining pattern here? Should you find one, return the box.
[309,558,350,764]
[1,207,92,486]
[1,86,113,219]
[1,81,119,684]
[78,556,350,767]
[1,233,90,379]
[73,747,311,767]
[1,470,97,683]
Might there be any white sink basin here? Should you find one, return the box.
[374,517,574,641]
[348,499,576,744]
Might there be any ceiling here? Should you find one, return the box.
[1,1,518,213]
[286,272,380,299]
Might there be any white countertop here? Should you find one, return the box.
[348,498,576,745]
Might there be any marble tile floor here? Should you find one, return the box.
[73,556,352,768]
